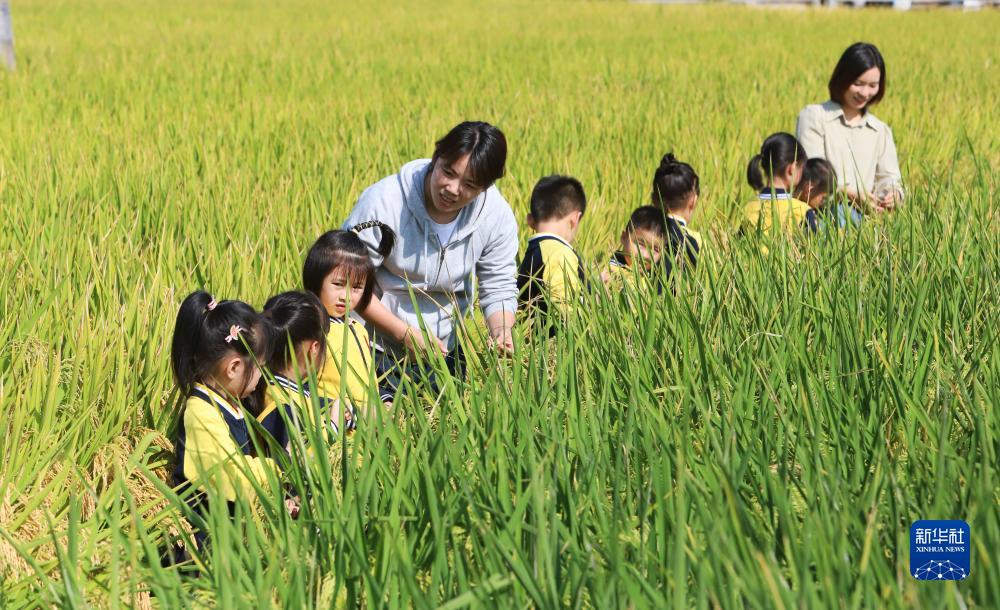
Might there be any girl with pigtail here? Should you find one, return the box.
[741,132,819,236]
[169,291,282,542]
[649,152,703,276]
[254,291,332,457]
[303,221,396,420]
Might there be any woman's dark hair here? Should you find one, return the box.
[798,157,837,199]
[651,152,700,211]
[829,42,886,110]
[262,291,330,374]
[170,290,273,397]
[302,222,395,312]
[431,121,507,189]
[746,132,807,191]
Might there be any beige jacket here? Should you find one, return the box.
[796,100,903,198]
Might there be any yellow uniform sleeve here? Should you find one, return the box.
[182,399,275,503]
[318,320,374,406]
[539,241,582,313]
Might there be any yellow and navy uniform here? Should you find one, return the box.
[258,373,351,457]
[172,383,275,504]
[315,316,376,411]
[604,250,665,290]
[603,251,637,289]
[663,214,702,278]
[741,188,819,235]
[517,233,585,321]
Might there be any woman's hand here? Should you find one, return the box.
[360,296,446,356]
[845,187,878,212]
[485,310,516,358]
[488,328,515,357]
[875,189,902,212]
[402,325,447,357]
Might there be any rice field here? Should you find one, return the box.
[1,0,998,607]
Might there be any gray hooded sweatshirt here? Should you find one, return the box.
[342,159,519,359]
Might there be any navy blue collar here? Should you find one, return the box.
[759,188,791,201]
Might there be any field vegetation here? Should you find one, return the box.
[1,0,998,607]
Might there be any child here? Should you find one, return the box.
[795,157,862,228]
[742,132,818,235]
[256,291,342,457]
[650,152,703,276]
[303,223,396,410]
[601,206,668,286]
[517,175,587,326]
[170,291,277,522]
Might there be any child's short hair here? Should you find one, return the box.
[651,153,700,211]
[171,291,274,396]
[529,175,587,222]
[262,291,330,373]
[303,223,395,312]
[625,206,667,239]
[800,158,836,197]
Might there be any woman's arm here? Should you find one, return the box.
[476,205,519,356]
[795,106,825,160]
[875,126,904,210]
[359,295,446,355]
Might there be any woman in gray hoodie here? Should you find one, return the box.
[342,121,518,400]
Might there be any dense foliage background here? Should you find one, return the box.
[1,0,997,607]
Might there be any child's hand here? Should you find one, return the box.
[285,496,300,519]
[600,270,611,284]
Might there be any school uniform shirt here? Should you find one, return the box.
[796,100,903,198]
[663,214,702,277]
[601,251,675,305]
[173,383,275,503]
[257,373,353,457]
[316,316,375,408]
[742,189,819,235]
[603,251,635,288]
[517,233,585,317]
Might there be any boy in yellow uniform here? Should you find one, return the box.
[517,175,587,329]
[602,206,669,289]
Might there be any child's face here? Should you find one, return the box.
[319,266,365,318]
[622,229,663,270]
[291,339,325,379]
[798,182,828,209]
[213,354,262,399]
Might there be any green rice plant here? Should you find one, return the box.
[1,0,998,607]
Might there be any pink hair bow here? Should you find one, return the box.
[225,325,243,344]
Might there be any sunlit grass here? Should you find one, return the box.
[1,0,998,607]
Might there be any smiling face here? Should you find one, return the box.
[424,154,486,223]
[622,228,664,270]
[318,265,366,318]
[844,66,881,114]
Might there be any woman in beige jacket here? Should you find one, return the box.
[796,42,903,216]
